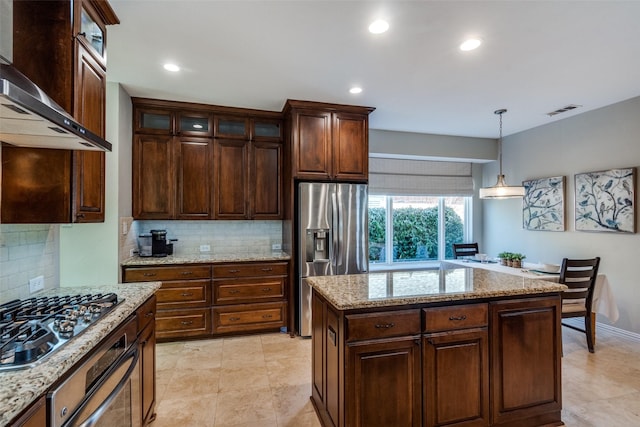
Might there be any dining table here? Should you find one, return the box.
[445,259,619,345]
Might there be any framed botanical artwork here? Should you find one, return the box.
[575,167,636,233]
[522,176,565,231]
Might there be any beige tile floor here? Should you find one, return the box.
[151,326,640,427]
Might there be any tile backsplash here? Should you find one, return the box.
[0,224,60,303]
[126,220,283,257]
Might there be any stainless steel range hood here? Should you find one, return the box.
[0,61,112,152]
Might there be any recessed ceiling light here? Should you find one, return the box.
[459,38,482,51]
[368,19,389,34]
[163,63,180,72]
[349,86,363,94]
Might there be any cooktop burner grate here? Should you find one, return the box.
[0,293,121,371]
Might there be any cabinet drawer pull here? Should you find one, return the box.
[262,314,273,319]
[180,292,194,297]
[261,268,273,272]
[143,272,157,277]
[228,290,240,294]
[229,317,241,321]
[261,287,272,292]
[145,311,154,318]
[449,315,467,321]
[181,320,193,326]
[228,269,240,273]
[374,323,395,329]
[181,271,193,275]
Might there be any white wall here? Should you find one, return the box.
[59,83,128,286]
[482,96,640,334]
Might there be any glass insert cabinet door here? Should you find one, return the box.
[215,116,249,139]
[178,113,212,136]
[80,8,104,57]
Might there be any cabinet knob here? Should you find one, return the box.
[145,311,154,317]
[76,213,85,219]
[449,315,467,321]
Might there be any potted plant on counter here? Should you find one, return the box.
[510,253,526,268]
[498,252,512,266]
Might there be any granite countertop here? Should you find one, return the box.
[305,265,567,310]
[0,282,161,426]
[121,250,290,266]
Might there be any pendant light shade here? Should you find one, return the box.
[479,109,525,199]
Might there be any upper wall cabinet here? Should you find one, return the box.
[283,100,375,182]
[1,0,119,224]
[132,98,283,220]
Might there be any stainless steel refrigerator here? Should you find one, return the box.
[298,182,368,336]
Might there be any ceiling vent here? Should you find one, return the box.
[546,104,582,117]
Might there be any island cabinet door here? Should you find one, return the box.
[422,329,489,427]
[345,336,422,427]
[489,297,563,427]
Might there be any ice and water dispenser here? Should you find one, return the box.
[305,229,330,262]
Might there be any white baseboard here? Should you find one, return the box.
[562,318,640,343]
[596,322,640,343]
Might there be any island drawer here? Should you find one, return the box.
[157,279,211,309]
[214,277,285,304]
[212,301,287,334]
[213,262,288,278]
[136,294,157,331]
[346,309,421,342]
[123,265,211,282]
[423,303,488,333]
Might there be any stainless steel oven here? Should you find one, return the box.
[48,315,141,427]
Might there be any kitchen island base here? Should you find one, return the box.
[311,291,564,427]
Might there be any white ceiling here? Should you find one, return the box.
[107,0,640,139]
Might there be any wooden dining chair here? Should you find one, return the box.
[559,257,600,353]
[452,243,479,259]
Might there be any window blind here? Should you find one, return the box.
[369,157,473,196]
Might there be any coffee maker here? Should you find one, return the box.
[151,229,168,257]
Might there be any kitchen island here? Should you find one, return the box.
[306,265,567,427]
[0,282,160,426]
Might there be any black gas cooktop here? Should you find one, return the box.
[0,293,120,372]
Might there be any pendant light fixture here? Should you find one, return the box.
[479,109,525,199]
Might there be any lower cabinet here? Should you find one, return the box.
[123,260,289,341]
[7,396,46,427]
[137,295,157,426]
[311,292,563,427]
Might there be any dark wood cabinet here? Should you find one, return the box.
[1,0,118,224]
[490,298,563,427]
[123,261,288,340]
[311,292,563,427]
[133,134,175,219]
[423,304,489,427]
[176,137,214,219]
[136,295,157,426]
[8,396,46,427]
[214,139,249,219]
[131,99,282,220]
[283,100,374,182]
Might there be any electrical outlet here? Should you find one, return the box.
[200,244,211,252]
[29,276,44,293]
[272,243,282,250]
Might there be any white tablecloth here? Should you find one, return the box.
[446,260,619,323]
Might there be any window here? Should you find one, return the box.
[369,195,472,267]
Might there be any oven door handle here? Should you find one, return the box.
[65,342,140,427]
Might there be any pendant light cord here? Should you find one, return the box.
[495,108,507,176]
